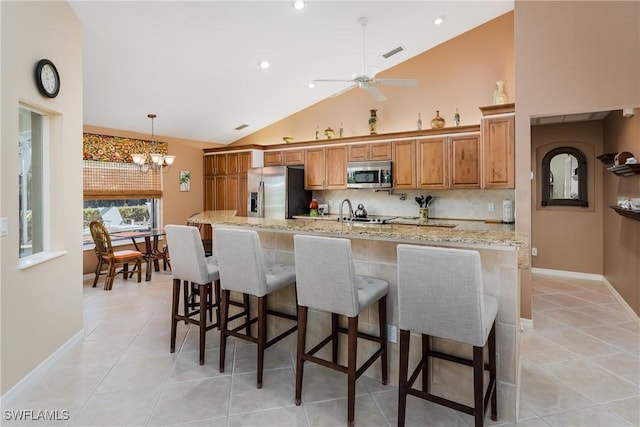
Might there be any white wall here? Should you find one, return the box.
[1,1,84,395]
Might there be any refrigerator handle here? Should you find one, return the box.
[258,180,265,218]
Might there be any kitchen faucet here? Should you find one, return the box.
[339,198,354,223]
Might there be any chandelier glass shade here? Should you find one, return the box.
[131,114,175,173]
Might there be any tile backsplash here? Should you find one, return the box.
[313,188,515,221]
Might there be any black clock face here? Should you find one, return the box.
[35,59,60,98]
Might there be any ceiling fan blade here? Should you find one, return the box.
[374,78,418,86]
[313,79,355,83]
[330,84,358,98]
[366,85,387,102]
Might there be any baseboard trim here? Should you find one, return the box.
[601,276,640,327]
[0,328,85,406]
[520,318,534,331]
[531,267,602,281]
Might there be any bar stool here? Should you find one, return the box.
[293,234,388,427]
[396,244,498,427]
[214,228,298,389]
[165,225,220,365]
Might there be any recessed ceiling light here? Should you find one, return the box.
[259,60,270,69]
[433,16,444,25]
[293,1,305,10]
[308,82,315,88]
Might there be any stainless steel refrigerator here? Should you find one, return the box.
[247,166,311,219]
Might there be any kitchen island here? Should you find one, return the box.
[188,211,527,422]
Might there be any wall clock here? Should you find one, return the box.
[34,59,60,98]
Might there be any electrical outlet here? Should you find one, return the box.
[0,218,7,237]
[531,247,538,256]
[488,203,495,212]
[387,324,398,343]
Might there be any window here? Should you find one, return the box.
[82,135,165,248]
[82,198,159,247]
[19,107,47,258]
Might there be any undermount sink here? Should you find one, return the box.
[384,217,457,228]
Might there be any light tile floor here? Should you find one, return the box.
[2,271,638,426]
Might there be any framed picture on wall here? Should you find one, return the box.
[179,171,191,192]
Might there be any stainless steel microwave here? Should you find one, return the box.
[347,161,392,189]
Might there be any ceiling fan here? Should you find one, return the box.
[313,17,418,102]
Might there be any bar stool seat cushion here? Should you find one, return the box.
[265,264,297,292]
[167,225,219,285]
[355,276,389,313]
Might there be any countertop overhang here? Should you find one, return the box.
[188,211,528,253]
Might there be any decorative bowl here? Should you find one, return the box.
[282,136,294,144]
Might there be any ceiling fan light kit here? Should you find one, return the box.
[313,16,418,102]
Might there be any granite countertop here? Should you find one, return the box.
[190,210,528,249]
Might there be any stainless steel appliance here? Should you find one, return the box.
[347,161,392,189]
[248,166,311,219]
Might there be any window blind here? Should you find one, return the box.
[83,160,162,199]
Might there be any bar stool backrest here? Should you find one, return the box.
[165,225,209,284]
[397,244,489,347]
[214,228,269,297]
[294,235,359,317]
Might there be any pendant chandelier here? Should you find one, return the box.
[131,113,175,173]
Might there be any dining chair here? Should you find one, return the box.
[214,228,298,389]
[293,234,388,427]
[89,221,143,291]
[396,244,497,427]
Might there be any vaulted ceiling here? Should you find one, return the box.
[70,1,513,145]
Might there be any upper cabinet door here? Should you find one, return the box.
[239,151,252,173]
[304,147,326,189]
[392,140,416,189]
[369,142,392,160]
[214,154,227,176]
[283,149,304,165]
[417,137,448,189]
[264,151,283,167]
[325,146,347,189]
[449,134,480,188]
[227,152,239,174]
[482,115,515,188]
[348,142,392,162]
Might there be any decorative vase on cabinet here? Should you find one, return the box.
[430,110,445,129]
[493,80,509,105]
[369,109,378,135]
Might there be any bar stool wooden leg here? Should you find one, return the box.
[347,316,358,427]
[295,305,308,406]
[199,283,208,365]
[378,295,388,384]
[183,282,190,325]
[473,345,484,427]
[219,289,230,373]
[170,279,181,353]
[243,293,251,336]
[489,324,498,421]
[331,313,339,363]
[398,329,410,427]
[257,295,267,389]
[422,334,430,392]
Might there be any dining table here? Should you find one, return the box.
[112,228,167,281]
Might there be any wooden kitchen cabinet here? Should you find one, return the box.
[239,151,252,173]
[304,146,347,189]
[238,174,248,216]
[264,151,283,166]
[392,140,416,189]
[348,142,392,162]
[325,146,347,189]
[214,175,227,209]
[227,152,239,175]
[283,149,304,165]
[449,134,480,188]
[482,114,515,188]
[417,137,448,189]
